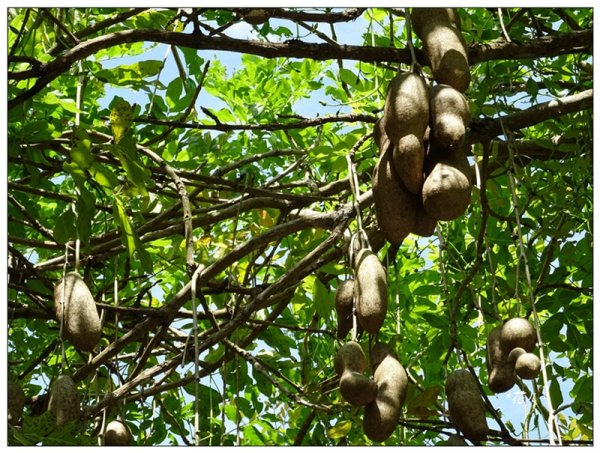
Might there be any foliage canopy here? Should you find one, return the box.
[6,7,593,446]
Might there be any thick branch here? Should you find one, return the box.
[469,29,591,64]
[468,89,593,144]
[133,112,377,132]
[8,26,591,110]
[47,8,149,57]
[234,7,366,24]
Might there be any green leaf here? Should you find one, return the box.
[313,278,332,321]
[407,386,440,411]
[252,367,273,397]
[133,60,164,77]
[40,92,79,113]
[420,312,449,329]
[42,419,83,446]
[75,185,95,244]
[20,120,56,142]
[166,77,183,109]
[327,420,352,439]
[89,162,120,189]
[339,68,358,87]
[22,411,56,438]
[549,377,564,409]
[113,196,153,273]
[70,126,93,169]
[54,208,77,244]
[108,138,153,196]
[63,161,86,180]
[110,99,135,144]
[243,424,267,445]
[96,60,163,87]
[412,284,442,297]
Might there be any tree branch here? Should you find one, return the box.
[468,28,591,64]
[468,89,593,144]
[234,7,366,24]
[8,26,591,110]
[133,112,378,132]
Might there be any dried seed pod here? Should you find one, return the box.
[446,369,488,443]
[335,279,355,339]
[486,326,517,393]
[104,420,133,446]
[422,145,472,221]
[354,249,388,334]
[383,72,429,194]
[54,272,101,351]
[429,84,470,151]
[411,8,470,92]
[508,348,542,380]
[8,380,26,425]
[363,344,408,442]
[372,147,417,245]
[48,375,81,427]
[500,318,537,353]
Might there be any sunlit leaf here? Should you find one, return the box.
[327,420,352,439]
[110,99,135,144]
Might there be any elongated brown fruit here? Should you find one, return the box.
[383,72,429,194]
[373,118,391,155]
[48,375,81,427]
[444,434,468,445]
[354,249,388,334]
[339,371,378,406]
[363,344,408,442]
[411,8,470,92]
[54,272,101,351]
[429,84,470,150]
[446,369,488,443]
[500,317,537,353]
[8,380,26,425]
[334,341,377,406]
[373,147,416,245]
[335,279,354,339]
[411,198,437,237]
[486,326,517,393]
[422,145,472,221]
[105,420,133,446]
[243,9,269,25]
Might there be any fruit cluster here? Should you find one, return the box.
[333,10,544,445]
[373,8,473,246]
[486,317,542,393]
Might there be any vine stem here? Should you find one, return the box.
[75,60,83,126]
[191,269,201,446]
[59,242,70,373]
[504,129,561,446]
[404,8,419,73]
[346,154,364,235]
[497,8,512,42]
[345,138,370,342]
[367,10,382,110]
